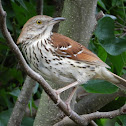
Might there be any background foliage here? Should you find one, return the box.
[0,0,126,125]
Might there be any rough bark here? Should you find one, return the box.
[58,0,97,47]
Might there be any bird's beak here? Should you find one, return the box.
[53,17,65,22]
[51,17,65,24]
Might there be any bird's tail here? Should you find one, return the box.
[95,67,126,90]
[109,71,126,90]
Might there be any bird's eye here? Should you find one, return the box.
[36,20,42,24]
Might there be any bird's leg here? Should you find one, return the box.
[56,86,78,119]
[54,81,79,105]
[65,86,77,106]
[56,81,79,94]
[65,86,78,116]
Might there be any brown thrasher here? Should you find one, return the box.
[17,15,126,104]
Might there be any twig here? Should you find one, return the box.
[7,1,44,125]
[117,15,126,24]
[0,1,87,126]
[90,120,98,126]
[84,104,126,120]
[115,28,126,32]
[115,21,125,28]
[96,11,104,21]
[36,0,43,15]
[8,76,36,126]
[93,11,105,31]
[54,104,126,126]
[75,90,125,115]
[121,32,126,37]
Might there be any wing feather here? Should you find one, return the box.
[51,33,109,68]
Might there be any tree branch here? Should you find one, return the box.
[0,1,88,125]
[54,104,126,126]
[8,76,36,126]
[58,0,97,47]
[75,89,125,114]
[7,1,44,125]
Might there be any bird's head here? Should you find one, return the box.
[17,15,65,44]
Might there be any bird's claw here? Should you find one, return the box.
[65,101,72,117]
[53,89,62,106]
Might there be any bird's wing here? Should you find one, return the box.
[51,33,109,68]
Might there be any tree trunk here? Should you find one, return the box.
[8,76,36,126]
[58,0,97,47]
[33,0,97,125]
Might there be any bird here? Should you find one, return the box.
[17,15,126,105]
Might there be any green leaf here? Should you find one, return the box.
[0,109,12,126]
[115,122,120,126]
[95,17,115,40]
[100,38,126,55]
[16,0,27,10]
[28,99,33,116]
[6,18,13,31]
[108,53,125,75]
[95,119,108,126]
[95,17,126,55]
[8,68,23,84]
[112,0,122,7]
[33,83,39,94]
[0,31,3,38]
[97,0,107,11]
[0,66,23,85]
[95,17,115,39]
[11,1,28,26]
[98,46,107,62]
[83,80,118,94]
[11,1,36,26]
[21,117,34,126]
[0,43,8,53]
[43,3,55,16]
[101,97,126,111]
[28,97,38,116]
[8,88,20,97]
[32,99,38,109]
[10,0,14,2]
[118,115,126,126]
[11,0,27,10]
[104,14,117,20]
[112,0,117,6]
[0,89,13,108]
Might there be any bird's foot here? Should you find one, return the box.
[65,101,72,117]
[54,89,62,105]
